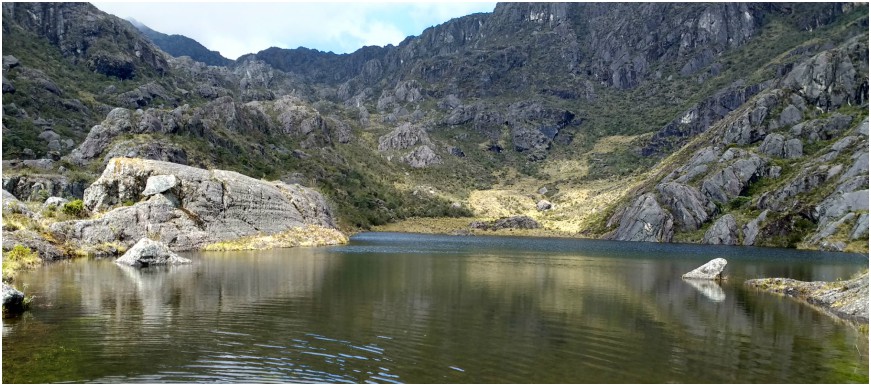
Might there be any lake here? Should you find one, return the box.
[2,232,868,383]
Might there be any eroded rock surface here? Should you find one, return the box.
[51,158,342,251]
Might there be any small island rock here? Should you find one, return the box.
[682,258,727,280]
[115,238,191,267]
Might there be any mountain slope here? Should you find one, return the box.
[130,19,233,67]
[1,2,868,252]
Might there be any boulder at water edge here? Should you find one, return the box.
[2,283,25,312]
[115,238,191,267]
[682,258,727,280]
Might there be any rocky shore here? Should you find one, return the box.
[745,271,869,324]
[2,157,348,312]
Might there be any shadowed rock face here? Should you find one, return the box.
[51,158,342,251]
[609,193,674,242]
[1,3,168,79]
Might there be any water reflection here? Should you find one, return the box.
[683,279,726,302]
[2,234,867,383]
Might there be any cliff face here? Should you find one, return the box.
[1,2,868,250]
[606,36,868,251]
[2,2,168,79]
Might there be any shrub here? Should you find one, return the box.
[61,199,86,218]
[2,245,41,282]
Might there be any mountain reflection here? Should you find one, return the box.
[5,235,867,383]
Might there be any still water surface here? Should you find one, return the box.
[2,232,868,383]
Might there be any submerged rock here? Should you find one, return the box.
[682,258,727,280]
[115,238,191,267]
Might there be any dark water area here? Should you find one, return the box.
[2,232,868,383]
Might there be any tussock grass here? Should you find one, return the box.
[203,226,348,251]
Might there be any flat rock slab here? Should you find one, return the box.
[682,258,727,280]
[745,272,868,323]
[115,238,191,267]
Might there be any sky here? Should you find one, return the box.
[93,2,497,59]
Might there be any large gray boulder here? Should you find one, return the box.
[52,158,342,251]
[2,283,25,312]
[703,214,740,245]
[2,190,32,216]
[682,258,727,280]
[609,193,674,242]
[42,196,68,210]
[115,238,191,267]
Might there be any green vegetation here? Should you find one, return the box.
[2,245,41,282]
[61,200,86,218]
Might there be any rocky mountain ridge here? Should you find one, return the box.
[2,2,868,254]
[130,18,233,67]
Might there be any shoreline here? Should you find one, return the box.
[745,271,869,325]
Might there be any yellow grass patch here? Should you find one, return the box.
[203,225,348,251]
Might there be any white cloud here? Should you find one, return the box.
[92,2,496,59]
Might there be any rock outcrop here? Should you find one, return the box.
[703,214,740,245]
[745,271,869,323]
[115,238,191,267]
[682,258,727,280]
[2,174,89,202]
[2,189,32,216]
[470,216,540,231]
[1,3,169,79]
[401,145,442,168]
[51,158,343,251]
[378,123,431,151]
[656,182,713,231]
[609,193,673,242]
